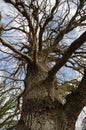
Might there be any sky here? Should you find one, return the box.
[0,0,10,15]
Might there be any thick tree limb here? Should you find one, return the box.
[0,37,32,62]
[47,31,86,80]
[46,8,86,54]
[63,68,86,124]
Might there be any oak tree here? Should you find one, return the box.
[0,0,86,130]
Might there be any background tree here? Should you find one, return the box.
[0,0,86,130]
[0,83,19,130]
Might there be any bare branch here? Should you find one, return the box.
[0,37,32,62]
[38,0,59,51]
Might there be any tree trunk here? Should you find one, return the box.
[16,63,86,130]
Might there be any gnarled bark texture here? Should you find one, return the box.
[16,62,86,130]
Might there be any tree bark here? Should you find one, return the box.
[16,63,86,130]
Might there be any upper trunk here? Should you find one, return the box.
[16,62,86,130]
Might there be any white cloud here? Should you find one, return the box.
[76,107,86,130]
[0,71,3,82]
[0,0,10,14]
